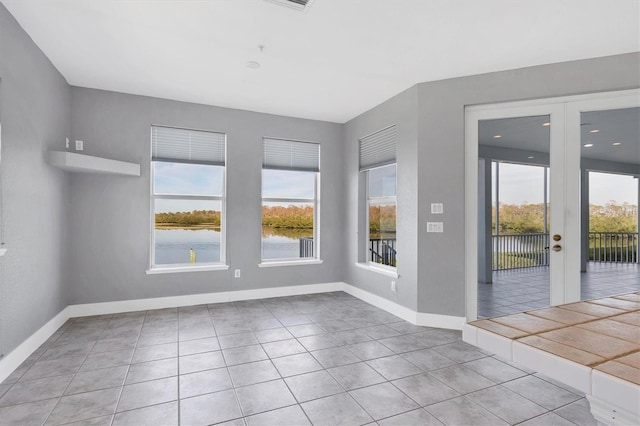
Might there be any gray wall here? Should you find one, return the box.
[1,0,639,362]
[343,53,639,316]
[67,88,344,304]
[415,53,639,316]
[0,3,71,355]
[342,86,419,310]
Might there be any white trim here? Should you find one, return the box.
[341,282,465,330]
[146,264,230,274]
[465,89,640,112]
[354,262,399,278]
[588,395,640,426]
[0,280,465,384]
[592,369,640,418]
[464,88,640,321]
[415,311,466,330]
[342,283,415,323]
[0,306,72,384]
[258,259,323,268]
[67,282,344,317]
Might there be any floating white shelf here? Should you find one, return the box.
[48,151,140,176]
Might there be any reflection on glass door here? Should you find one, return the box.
[477,115,551,318]
[580,107,640,300]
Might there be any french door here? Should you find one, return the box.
[465,89,639,321]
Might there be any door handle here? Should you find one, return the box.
[552,244,562,252]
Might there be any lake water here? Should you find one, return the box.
[154,228,310,264]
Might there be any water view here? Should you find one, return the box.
[154,228,221,264]
[154,227,312,265]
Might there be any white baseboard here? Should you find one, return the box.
[341,283,465,330]
[415,311,466,330]
[67,282,344,318]
[341,283,417,323]
[0,281,464,384]
[0,306,72,384]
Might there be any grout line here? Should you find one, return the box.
[1,292,607,425]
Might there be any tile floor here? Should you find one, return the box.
[0,292,600,425]
[478,262,640,318]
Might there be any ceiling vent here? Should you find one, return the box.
[264,0,315,12]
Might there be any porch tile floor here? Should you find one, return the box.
[479,262,640,318]
[472,292,639,371]
[0,292,598,425]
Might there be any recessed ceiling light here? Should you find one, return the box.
[527,156,535,159]
[493,135,502,139]
[246,61,261,69]
[590,129,600,133]
[583,143,594,148]
[612,142,622,146]
[542,122,551,127]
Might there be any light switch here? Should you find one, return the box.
[427,222,444,233]
[431,203,444,214]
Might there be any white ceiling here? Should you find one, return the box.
[479,108,640,166]
[2,0,639,123]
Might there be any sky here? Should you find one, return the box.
[154,162,316,212]
[154,160,636,212]
[495,162,638,206]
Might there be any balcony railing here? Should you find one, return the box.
[299,237,397,266]
[370,238,397,267]
[492,231,639,271]
[299,237,314,258]
[492,233,549,271]
[589,232,638,263]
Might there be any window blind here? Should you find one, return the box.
[263,138,320,172]
[152,125,226,165]
[359,125,396,171]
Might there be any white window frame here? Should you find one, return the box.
[260,170,320,265]
[260,137,321,266]
[147,127,228,274]
[365,163,397,272]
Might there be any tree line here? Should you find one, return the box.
[369,205,397,237]
[493,202,638,234]
[155,210,221,226]
[154,202,637,234]
[262,205,313,229]
[155,206,315,229]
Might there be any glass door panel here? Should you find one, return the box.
[477,115,552,318]
[580,107,640,300]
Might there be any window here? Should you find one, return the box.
[150,126,226,270]
[262,138,320,262]
[360,125,397,268]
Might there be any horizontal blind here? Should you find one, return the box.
[152,125,226,165]
[359,125,396,171]
[263,138,320,172]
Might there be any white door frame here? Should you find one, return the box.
[465,89,639,321]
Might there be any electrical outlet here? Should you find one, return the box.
[234,269,241,278]
[75,140,84,151]
[391,281,397,292]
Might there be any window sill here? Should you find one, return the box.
[354,262,399,278]
[146,264,230,275]
[258,259,323,268]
